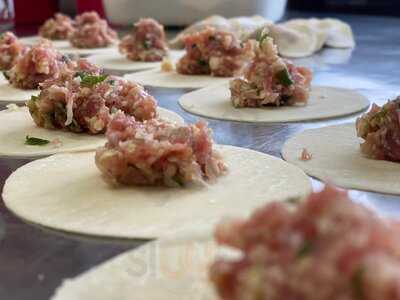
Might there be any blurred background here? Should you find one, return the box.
[0,0,399,30]
[290,0,400,16]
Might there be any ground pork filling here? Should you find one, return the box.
[0,31,26,71]
[6,39,74,89]
[230,34,313,108]
[69,11,117,48]
[119,18,168,62]
[27,59,157,134]
[210,185,400,300]
[356,97,400,162]
[95,113,226,186]
[39,13,75,40]
[176,27,254,77]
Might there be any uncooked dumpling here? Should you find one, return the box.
[283,18,327,52]
[319,18,355,48]
[229,15,271,40]
[245,17,355,58]
[270,24,319,58]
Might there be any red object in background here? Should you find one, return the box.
[77,0,105,18]
[14,0,58,25]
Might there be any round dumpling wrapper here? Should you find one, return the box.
[19,36,70,49]
[58,44,119,57]
[281,123,400,195]
[124,69,231,89]
[3,145,311,238]
[51,234,221,300]
[179,84,369,123]
[0,106,183,158]
[0,81,39,103]
[86,50,184,72]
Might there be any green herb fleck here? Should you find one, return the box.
[256,31,268,45]
[276,69,294,87]
[68,118,81,132]
[351,267,365,300]
[370,108,388,125]
[172,174,184,187]
[3,71,9,80]
[74,71,84,78]
[286,197,300,205]
[61,55,70,63]
[77,72,108,88]
[296,241,313,259]
[198,59,208,67]
[108,79,115,85]
[30,95,39,102]
[143,40,152,49]
[25,135,50,146]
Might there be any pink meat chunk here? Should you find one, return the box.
[39,13,75,40]
[27,59,157,134]
[69,11,117,48]
[0,31,27,71]
[210,185,400,300]
[119,18,168,62]
[356,97,400,162]
[176,27,254,77]
[95,113,226,186]
[230,35,312,107]
[6,39,74,89]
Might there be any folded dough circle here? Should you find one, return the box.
[319,18,355,48]
[52,235,219,300]
[124,69,231,89]
[3,145,311,238]
[0,106,183,158]
[283,19,328,52]
[269,24,319,58]
[179,84,369,123]
[247,18,355,58]
[86,50,184,72]
[282,124,400,195]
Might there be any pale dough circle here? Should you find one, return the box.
[179,84,369,123]
[19,36,70,49]
[124,69,231,89]
[19,36,118,56]
[52,235,220,300]
[0,82,39,103]
[3,145,311,238]
[0,106,183,158]
[282,123,400,195]
[58,44,119,57]
[86,50,184,72]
